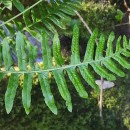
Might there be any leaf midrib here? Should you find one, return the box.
[0,45,129,74]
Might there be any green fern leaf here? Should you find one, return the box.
[48,16,66,29]
[66,67,88,98]
[13,20,24,30]
[60,5,75,15]
[16,31,27,70]
[103,59,125,77]
[2,0,12,10]
[115,35,130,58]
[44,21,57,33]
[38,72,57,115]
[122,51,130,57]
[53,33,64,66]
[66,1,80,8]
[79,65,99,91]
[113,55,130,69]
[122,36,130,56]
[21,0,79,33]
[5,73,19,114]
[24,28,42,42]
[13,0,24,12]
[84,29,98,61]
[123,35,128,48]
[41,30,52,69]
[116,36,122,52]
[54,12,71,22]
[28,43,38,70]
[23,11,32,27]
[95,33,105,59]
[22,73,33,114]
[2,38,12,70]
[91,63,116,81]
[53,70,72,112]
[106,32,115,56]
[71,24,80,64]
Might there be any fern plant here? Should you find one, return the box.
[0,0,80,64]
[0,24,130,115]
[0,0,80,41]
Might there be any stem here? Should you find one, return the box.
[115,22,130,27]
[0,55,117,74]
[99,73,104,118]
[99,79,105,127]
[74,11,92,35]
[0,43,127,74]
[0,0,43,27]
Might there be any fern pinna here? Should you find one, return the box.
[0,24,130,114]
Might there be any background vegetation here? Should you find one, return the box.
[0,0,130,130]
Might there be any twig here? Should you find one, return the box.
[115,22,130,27]
[0,0,43,27]
[74,11,92,35]
[74,10,99,45]
[99,70,104,118]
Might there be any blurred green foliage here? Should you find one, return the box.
[0,75,130,129]
[115,9,124,22]
[63,1,118,38]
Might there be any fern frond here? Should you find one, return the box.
[13,0,24,12]
[41,30,53,69]
[66,67,88,98]
[53,69,72,112]
[1,25,130,114]
[53,33,64,66]
[38,72,57,115]
[5,73,19,114]
[27,43,38,70]
[16,31,27,70]
[22,73,33,114]
[23,0,79,33]
[2,38,12,70]
[71,24,80,64]
[84,29,98,61]
[0,0,79,45]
